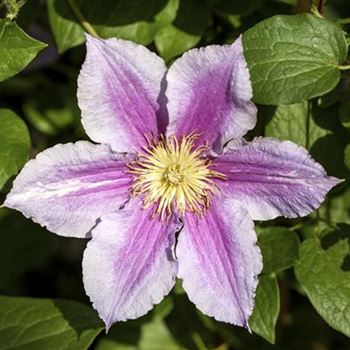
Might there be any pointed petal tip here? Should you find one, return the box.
[193,299,252,328]
[102,316,113,334]
[78,32,166,153]
[231,34,243,48]
[177,202,261,329]
[84,33,136,49]
[217,138,346,220]
[84,32,92,40]
[331,176,345,187]
[2,187,20,209]
[82,202,178,330]
[165,34,256,149]
[84,33,102,51]
[1,199,17,215]
[1,198,8,209]
[95,290,169,332]
[84,32,98,42]
[2,141,132,238]
[320,175,344,199]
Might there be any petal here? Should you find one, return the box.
[215,137,341,220]
[78,35,167,153]
[4,141,133,238]
[165,36,256,149]
[83,199,180,329]
[177,200,262,327]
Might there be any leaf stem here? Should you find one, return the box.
[214,343,229,350]
[339,65,350,71]
[192,332,209,350]
[310,5,323,18]
[4,0,26,20]
[288,222,307,231]
[67,0,98,37]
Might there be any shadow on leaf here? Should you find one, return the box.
[52,299,104,337]
[320,223,350,272]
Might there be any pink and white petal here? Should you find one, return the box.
[165,36,256,150]
[216,137,342,220]
[177,200,262,327]
[3,141,133,238]
[83,199,180,329]
[78,35,167,153]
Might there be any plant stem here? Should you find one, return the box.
[67,0,98,37]
[214,343,229,350]
[192,332,209,350]
[339,65,350,71]
[4,0,26,20]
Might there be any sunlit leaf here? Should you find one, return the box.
[47,0,173,53]
[0,296,103,350]
[243,14,348,104]
[154,0,210,61]
[295,228,350,337]
[249,274,280,344]
[0,19,46,82]
[0,109,30,191]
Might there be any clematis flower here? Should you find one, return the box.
[4,35,340,330]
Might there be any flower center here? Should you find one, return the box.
[128,133,226,220]
[164,164,184,186]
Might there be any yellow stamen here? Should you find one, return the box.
[128,133,226,220]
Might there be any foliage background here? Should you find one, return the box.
[0,0,350,349]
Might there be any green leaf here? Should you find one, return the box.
[47,0,85,54]
[265,101,330,148]
[0,109,30,191]
[318,183,350,226]
[258,227,300,274]
[139,320,184,350]
[317,78,350,108]
[249,274,280,344]
[0,19,46,82]
[265,102,349,178]
[154,0,210,62]
[265,102,313,147]
[243,14,348,105]
[0,296,103,350]
[47,0,173,53]
[295,228,350,337]
[265,101,329,149]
